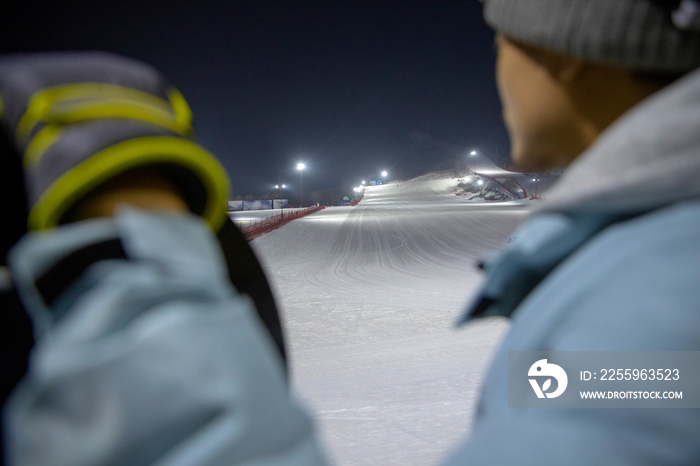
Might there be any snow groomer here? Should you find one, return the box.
[0,53,325,465]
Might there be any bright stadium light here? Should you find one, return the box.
[361,181,366,185]
[477,179,484,186]
[470,150,477,156]
[275,185,279,189]
[297,163,306,171]
[282,184,286,188]
[381,170,388,177]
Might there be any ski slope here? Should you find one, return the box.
[252,177,531,465]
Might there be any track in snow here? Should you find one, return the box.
[252,179,530,465]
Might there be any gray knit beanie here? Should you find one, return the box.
[483,0,700,73]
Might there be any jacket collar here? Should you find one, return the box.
[457,211,636,323]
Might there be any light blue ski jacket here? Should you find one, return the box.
[444,68,700,464]
[4,209,327,466]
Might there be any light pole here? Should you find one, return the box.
[275,182,287,214]
[297,163,306,207]
[275,184,280,216]
[469,150,477,173]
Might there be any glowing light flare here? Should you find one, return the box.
[297,163,306,171]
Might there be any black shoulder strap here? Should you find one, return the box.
[0,221,287,458]
[0,278,34,466]
[1,238,125,405]
[34,239,126,307]
[217,219,287,370]
[36,226,289,371]
[0,286,33,405]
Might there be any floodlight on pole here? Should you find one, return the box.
[276,177,286,214]
[469,150,478,172]
[297,163,306,207]
[381,171,388,177]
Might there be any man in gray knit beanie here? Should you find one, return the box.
[485,0,700,73]
[481,0,700,171]
[442,1,700,465]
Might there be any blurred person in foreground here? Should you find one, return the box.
[443,0,700,464]
[0,53,325,465]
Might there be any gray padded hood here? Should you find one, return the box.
[0,52,230,231]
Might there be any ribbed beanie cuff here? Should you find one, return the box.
[484,0,700,73]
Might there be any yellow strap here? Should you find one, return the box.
[28,136,230,231]
[167,87,194,135]
[21,100,185,169]
[23,125,63,169]
[45,102,180,132]
[23,100,187,169]
[16,83,191,143]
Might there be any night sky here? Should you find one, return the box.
[1,0,508,199]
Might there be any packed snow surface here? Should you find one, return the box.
[252,177,531,465]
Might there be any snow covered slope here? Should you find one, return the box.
[251,178,530,465]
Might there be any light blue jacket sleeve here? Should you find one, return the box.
[4,209,327,466]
